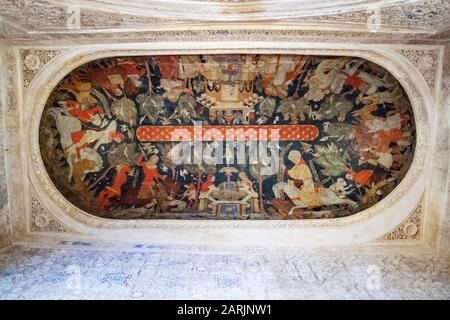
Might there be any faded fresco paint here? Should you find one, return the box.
[39,55,415,219]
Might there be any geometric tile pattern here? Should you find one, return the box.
[0,241,449,299]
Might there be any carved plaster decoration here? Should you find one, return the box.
[381,198,423,240]
[436,47,450,257]
[4,0,447,28]
[21,49,66,90]
[396,49,440,96]
[0,0,67,30]
[376,0,450,30]
[0,0,449,41]
[0,147,12,247]
[59,0,410,22]
[8,30,439,43]
[1,48,27,238]
[0,96,11,247]
[3,50,17,112]
[31,193,73,233]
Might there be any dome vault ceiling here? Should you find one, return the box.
[0,0,449,41]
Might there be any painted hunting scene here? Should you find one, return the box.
[39,54,416,219]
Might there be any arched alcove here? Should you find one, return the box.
[38,54,416,221]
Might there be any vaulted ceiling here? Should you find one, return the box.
[0,0,449,42]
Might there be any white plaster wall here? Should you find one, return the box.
[0,47,13,249]
[438,45,450,258]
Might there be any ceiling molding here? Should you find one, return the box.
[43,0,416,21]
[0,0,449,41]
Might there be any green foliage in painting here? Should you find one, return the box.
[313,143,349,177]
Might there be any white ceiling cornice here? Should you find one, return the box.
[0,0,449,41]
[44,0,416,21]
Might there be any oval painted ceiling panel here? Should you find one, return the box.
[39,54,416,219]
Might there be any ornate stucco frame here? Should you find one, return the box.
[14,41,442,246]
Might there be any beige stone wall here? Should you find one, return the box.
[439,45,450,258]
[0,48,13,249]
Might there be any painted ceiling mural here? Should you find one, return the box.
[39,54,416,220]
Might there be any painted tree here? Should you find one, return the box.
[185,163,217,211]
[183,142,218,210]
[157,142,180,197]
[87,142,140,190]
[277,142,293,183]
[219,167,239,183]
[313,143,349,177]
[249,163,272,214]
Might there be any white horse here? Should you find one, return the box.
[47,107,81,149]
[47,108,82,181]
[272,181,357,215]
[47,108,105,182]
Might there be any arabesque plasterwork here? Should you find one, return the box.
[30,193,74,233]
[381,196,423,241]
[21,49,66,90]
[1,0,449,34]
[1,47,27,239]
[396,49,441,97]
[14,42,436,245]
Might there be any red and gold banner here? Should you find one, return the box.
[136,125,319,142]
